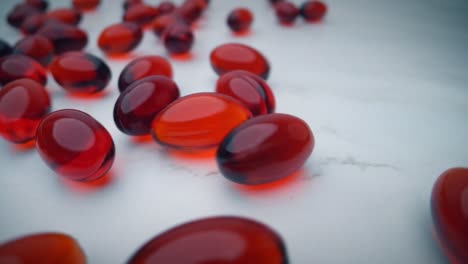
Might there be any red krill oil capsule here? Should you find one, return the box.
[36,109,115,182]
[275,1,299,25]
[118,55,173,93]
[7,3,42,28]
[73,0,101,11]
[158,1,177,15]
[123,4,160,27]
[163,23,194,55]
[20,14,48,35]
[14,35,54,67]
[0,54,47,86]
[175,0,207,23]
[0,79,50,144]
[152,14,187,37]
[123,0,142,10]
[26,0,49,11]
[46,8,82,25]
[0,40,13,58]
[217,113,314,185]
[37,21,88,54]
[114,76,180,136]
[50,51,111,94]
[300,0,327,22]
[0,233,86,264]
[98,22,143,55]
[210,43,271,79]
[432,167,468,263]
[128,216,288,264]
[216,70,275,116]
[227,8,253,33]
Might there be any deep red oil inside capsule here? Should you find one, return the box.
[36,109,115,182]
[210,43,271,79]
[275,1,299,25]
[50,51,111,94]
[216,70,275,116]
[300,0,327,22]
[123,4,159,27]
[14,35,54,67]
[0,79,50,144]
[0,233,86,264]
[128,217,288,264]
[118,55,173,93]
[176,0,207,23]
[152,14,187,37]
[163,23,194,55]
[98,22,143,55]
[227,8,253,33]
[114,76,180,136]
[217,113,314,185]
[37,21,88,55]
[0,54,47,86]
[73,0,100,11]
[7,3,42,28]
[26,0,49,11]
[46,8,82,25]
[432,167,468,264]
[0,40,13,58]
[158,1,177,15]
[20,14,48,35]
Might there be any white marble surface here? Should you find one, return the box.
[0,0,467,263]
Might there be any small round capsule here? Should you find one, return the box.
[300,0,327,22]
[98,22,143,55]
[227,8,253,33]
[274,1,299,25]
[162,23,194,55]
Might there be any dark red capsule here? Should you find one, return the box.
[14,35,54,67]
[114,76,180,136]
[227,8,253,33]
[26,0,49,11]
[152,14,187,37]
[98,22,143,55]
[37,21,88,54]
[0,40,13,58]
[158,1,176,15]
[46,8,82,25]
[217,113,314,185]
[123,4,159,27]
[20,14,47,35]
[163,23,194,55]
[0,79,50,144]
[7,3,42,28]
[128,216,289,264]
[0,54,47,86]
[36,109,115,182]
[50,52,111,94]
[216,70,275,116]
[175,0,206,23]
[123,0,142,10]
[73,0,101,11]
[118,56,173,93]
[275,1,299,25]
[300,0,327,22]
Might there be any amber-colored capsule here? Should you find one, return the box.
[162,23,194,54]
[118,56,173,92]
[26,0,49,11]
[46,8,82,25]
[37,21,88,54]
[0,233,86,264]
[14,35,54,67]
[152,93,252,150]
[0,54,47,86]
[217,113,314,185]
[73,0,100,11]
[50,51,111,94]
[152,14,187,37]
[98,22,143,55]
[7,3,42,28]
[123,4,159,27]
[128,216,288,264]
[0,40,13,58]
[216,70,275,116]
[210,43,271,79]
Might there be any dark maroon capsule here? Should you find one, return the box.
[46,8,82,25]
[0,54,47,86]
[175,0,207,23]
[163,23,194,55]
[21,14,47,35]
[114,76,180,136]
[152,14,187,37]
[275,1,299,25]
[14,35,54,67]
[227,8,254,33]
[123,0,142,10]
[0,40,13,58]
[158,1,176,15]
[300,0,327,22]
[7,3,42,28]
[37,21,88,55]
[26,0,49,11]
[123,4,159,27]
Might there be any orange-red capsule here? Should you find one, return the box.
[46,8,82,25]
[98,22,143,55]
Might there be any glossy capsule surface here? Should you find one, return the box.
[432,167,468,264]
[152,93,252,150]
[118,56,173,93]
[216,70,275,116]
[128,216,288,264]
[300,0,327,22]
[7,3,42,28]
[123,4,159,27]
[274,1,299,25]
[36,109,115,182]
[217,113,314,185]
[37,21,88,54]
[0,54,47,86]
[152,14,187,37]
[0,79,50,144]
[14,35,54,67]
[227,8,253,33]
[0,233,86,264]
[163,23,194,54]
[50,51,111,94]
[73,0,100,11]
[98,22,143,55]
[176,0,207,23]
[46,8,82,25]
[158,1,176,15]
[20,14,47,35]
[210,43,270,79]
[114,76,180,136]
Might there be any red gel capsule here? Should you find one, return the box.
[0,54,47,86]
[227,8,253,33]
[73,0,101,11]
[0,233,86,264]
[14,35,54,67]
[50,51,111,94]
[152,93,252,150]
[275,1,299,25]
[128,216,288,264]
[26,0,49,11]
[163,23,194,55]
[158,1,176,15]
[98,22,143,55]
[46,8,82,25]
[217,113,314,185]
[216,70,275,116]
[152,14,187,37]
[300,0,327,22]
[0,40,13,58]
[123,0,143,10]
[175,0,207,23]
[432,167,468,263]
[7,3,42,28]
[123,4,160,27]
[37,21,88,54]
[114,76,180,136]
[210,43,271,79]
[20,14,47,35]
[0,79,50,144]
[36,109,115,182]
[118,56,173,93]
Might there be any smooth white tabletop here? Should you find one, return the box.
[0,0,467,263]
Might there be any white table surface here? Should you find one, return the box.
[0,0,467,263]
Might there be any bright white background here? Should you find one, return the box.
[0,0,467,263]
